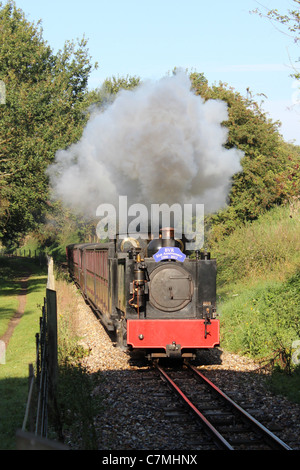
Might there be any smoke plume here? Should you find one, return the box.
[47,72,243,216]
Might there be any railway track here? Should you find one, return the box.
[153,361,293,450]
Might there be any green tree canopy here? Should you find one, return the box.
[0,1,96,244]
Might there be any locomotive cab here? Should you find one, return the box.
[117,228,219,359]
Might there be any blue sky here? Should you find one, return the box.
[14,0,300,143]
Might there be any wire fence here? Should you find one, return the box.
[0,247,47,266]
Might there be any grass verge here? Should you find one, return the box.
[0,257,47,450]
[210,203,300,403]
[0,259,101,450]
[54,273,102,449]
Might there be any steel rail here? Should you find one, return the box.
[154,363,234,450]
[187,363,293,451]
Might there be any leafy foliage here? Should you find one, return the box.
[0,1,97,244]
[220,272,300,368]
[214,202,300,379]
[212,202,300,289]
[189,72,300,241]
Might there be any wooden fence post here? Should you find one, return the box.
[46,286,63,439]
[47,256,55,290]
[17,257,66,446]
[46,288,57,397]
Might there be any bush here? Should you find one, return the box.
[219,269,300,370]
[212,203,300,291]
[211,202,300,393]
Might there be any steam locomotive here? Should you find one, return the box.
[66,228,219,359]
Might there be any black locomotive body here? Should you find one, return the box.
[66,228,219,359]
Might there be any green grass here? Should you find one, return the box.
[211,204,300,296]
[267,367,300,404]
[0,257,47,449]
[218,273,300,360]
[209,203,300,402]
[0,257,101,450]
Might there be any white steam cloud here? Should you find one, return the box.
[47,72,243,215]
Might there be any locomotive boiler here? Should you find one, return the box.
[66,227,219,359]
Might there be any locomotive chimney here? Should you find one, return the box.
[147,227,184,256]
[160,227,175,241]
[160,227,177,249]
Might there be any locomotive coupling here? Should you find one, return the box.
[166,341,182,358]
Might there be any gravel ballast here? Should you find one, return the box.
[58,281,300,450]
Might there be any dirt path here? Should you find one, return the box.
[0,274,31,348]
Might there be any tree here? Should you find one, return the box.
[253,1,300,80]
[0,1,97,244]
[86,74,141,112]
[189,72,300,242]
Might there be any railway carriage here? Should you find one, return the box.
[66,228,219,359]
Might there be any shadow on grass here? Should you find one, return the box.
[0,376,29,450]
[0,257,47,296]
